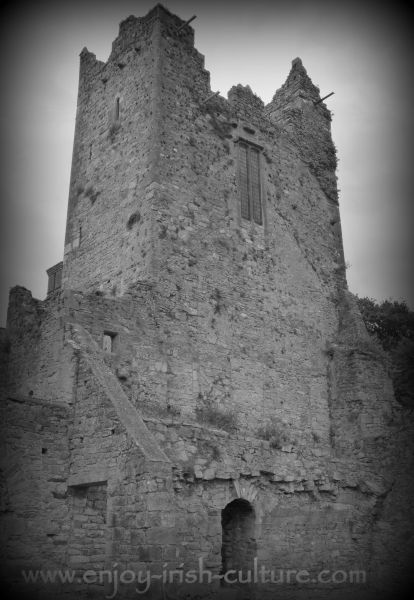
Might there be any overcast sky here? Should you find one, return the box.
[0,0,412,325]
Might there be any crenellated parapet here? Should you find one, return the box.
[109,4,197,61]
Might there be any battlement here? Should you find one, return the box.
[227,84,265,122]
[110,4,196,60]
[266,57,331,122]
[78,3,202,89]
[275,57,320,101]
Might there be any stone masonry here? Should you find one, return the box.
[1,5,413,600]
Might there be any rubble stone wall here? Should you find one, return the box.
[1,5,413,599]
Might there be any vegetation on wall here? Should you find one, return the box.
[195,392,237,433]
[357,296,414,409]
[257,417,293,449]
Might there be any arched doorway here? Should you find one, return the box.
[221,498,257,582]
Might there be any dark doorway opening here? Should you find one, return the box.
[221,498,257,584]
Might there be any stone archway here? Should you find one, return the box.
[221,498,257,581]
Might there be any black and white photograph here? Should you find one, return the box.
[0,1,413,598]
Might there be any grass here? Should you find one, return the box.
[195,394,237,433]
[257,417,292,449]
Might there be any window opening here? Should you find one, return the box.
[103,331,117,353]
[238,142,263,225]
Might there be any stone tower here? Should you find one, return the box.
[1,5,413,600]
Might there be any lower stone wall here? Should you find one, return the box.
[1,289,414,599]
[68,483,108,572]
[1,394,413,599]
[363,424,414,596]
[0,396,69,595]
[88,468,378,600]
[63,363,400,599]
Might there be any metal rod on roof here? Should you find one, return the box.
[201,91,220,104]
[177,15,197,33]
[314,92,335,105]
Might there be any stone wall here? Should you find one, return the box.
[5,286,74,404]
[63,5,210,295]
[1,286,413,597]
[1,4,414,600]
[0,397,69,595]
[60,4,347,436]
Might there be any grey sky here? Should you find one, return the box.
[0,0,412,325]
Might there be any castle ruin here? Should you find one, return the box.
[1,5,413,599]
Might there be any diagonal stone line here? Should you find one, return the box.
[68,322,171,464]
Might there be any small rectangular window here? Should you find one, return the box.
[46,262,63,296]
[103,332,117,353]
[237,141,263,226]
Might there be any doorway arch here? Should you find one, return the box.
[221,498,257,581]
